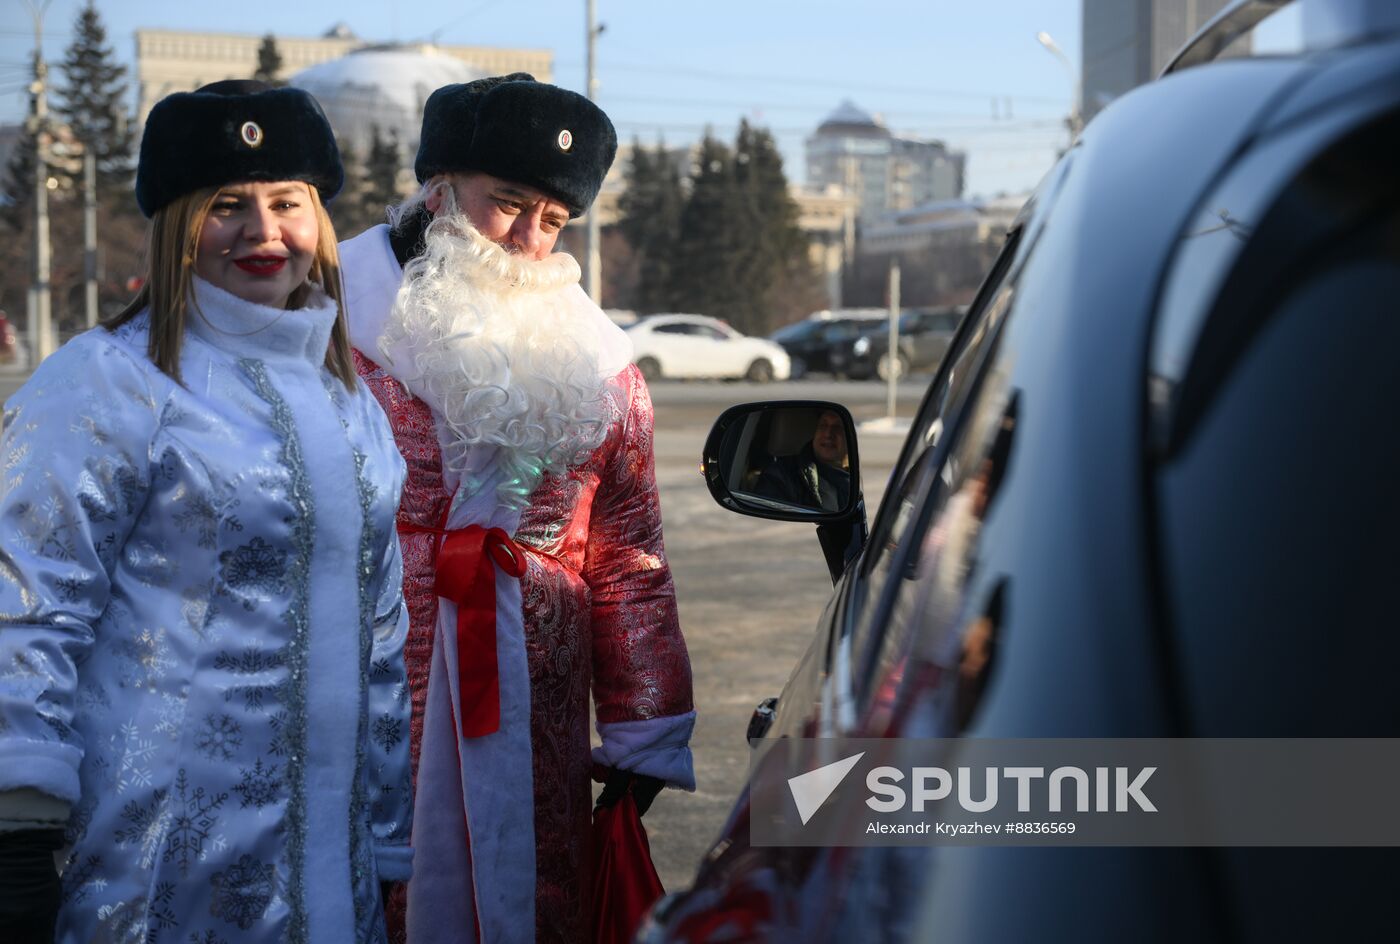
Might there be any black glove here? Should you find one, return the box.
[594,768,665,818]
[0,828,63,943]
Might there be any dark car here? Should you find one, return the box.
[646,4,1400,942]
[834,306,963,381]
[770,315,884,379]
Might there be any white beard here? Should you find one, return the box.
[378,213,613,507]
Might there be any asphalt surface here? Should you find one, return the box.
[0,364,930,894]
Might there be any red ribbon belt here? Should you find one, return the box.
[399,522,528,738]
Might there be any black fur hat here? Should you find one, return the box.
[135,80,343,218]
[414,73,617,217]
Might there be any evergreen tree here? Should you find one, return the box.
[732,120,823,333]
[326,135,370,237]
[671,132,748,322]
[54,1,133,195]
[361,125,402,225]
[2,118,39,229]
[253,34,285,86]
[617,140,685,313]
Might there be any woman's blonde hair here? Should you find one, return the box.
[105,183,357,388]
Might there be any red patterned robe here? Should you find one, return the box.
[355,348,694,943]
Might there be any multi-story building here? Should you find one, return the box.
[1082,0,1252,123]
[851,196,1023,308]
[134,24,551,124]
[805,101,965,225]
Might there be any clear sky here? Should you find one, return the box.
[1,1,1301,199]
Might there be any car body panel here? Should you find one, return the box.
[629,314,792,380]
[771,317,875,377]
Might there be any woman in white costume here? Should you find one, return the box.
[0,80,412,943]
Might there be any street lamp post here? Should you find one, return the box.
[584,0,603,305]
[1036,30,1082,142]
[24,0,55,364]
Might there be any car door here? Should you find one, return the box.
[699,321,748,377]
[647,322,703,378]
[814,320,862,373]
[906,311,960,371]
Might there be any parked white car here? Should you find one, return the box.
[627,314,791,382]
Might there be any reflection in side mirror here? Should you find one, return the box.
[703,401,861,522]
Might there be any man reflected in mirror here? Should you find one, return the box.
[755,409,852,511]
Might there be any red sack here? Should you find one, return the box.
[592,793,665,944]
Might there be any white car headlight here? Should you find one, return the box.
[853,336,871,356]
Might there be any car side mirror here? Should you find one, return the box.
[703,401,862,522]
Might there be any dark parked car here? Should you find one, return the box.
[770,315,884,379]
[834,306,964,381]
[646,3,1400,941]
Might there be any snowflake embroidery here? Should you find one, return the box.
[107,720,157,793]
[195,713,243,761]
[59,853,102,905]
[371,714,403,753]
[114,788,170,869]
[173,492,221,549]
[209,854,275,930]
[189,931,230,944]
[234,758,282,809]
[233,683,276,714]
[72,397,116,448]
[153,692,187,742]
[219,537,286,609]
[14,495,78,561]
[149,881,179,932]
[182,584,213,639]
[370,657,394,681]
[3,649,53,700]
[268,710,291,758]
[64,794,95,846]
[77,682,111,712]
[214,650,284,674]
[94,898,147,943]
[55,575,85,603]
[164,768,228,875]
[94,531,120,571]
[114,627,174,691]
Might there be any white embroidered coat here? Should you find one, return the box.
[0,280,413,943]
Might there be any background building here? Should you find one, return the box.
[134,24,551,124]
[1082,0,1251,123]
[805,101,965,225]
[289,45,484,161]
[850,195,1023,308]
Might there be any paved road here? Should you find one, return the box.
[1,363,930,893]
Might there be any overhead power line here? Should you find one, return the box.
[556,59,1068,106]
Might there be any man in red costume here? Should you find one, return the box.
[338,74,695,944]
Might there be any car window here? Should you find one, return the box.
[697,325,730,341]
[930,312,960,333]
[845,155,1082,731]
[839,231,1021,692]
[772,321,819,342]
[652,323,694,336]
[822,322,862,342]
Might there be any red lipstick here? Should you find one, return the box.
[234,255,287,275]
